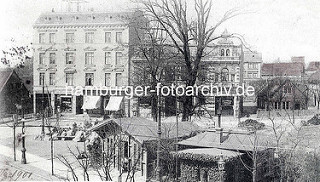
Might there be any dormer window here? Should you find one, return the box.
[226,49,230,56]
[221,49,225,56]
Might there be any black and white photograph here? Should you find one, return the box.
[0,0,320,181]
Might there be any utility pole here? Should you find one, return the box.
[175,68,179,181]
[156,93,162,182]
[13,114,18,161]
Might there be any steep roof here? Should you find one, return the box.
[261,62,304,77]
[33,11,142,26]
[0,68,14,93]
[309,70,320,84]
[89,117,200,143]
[306,61,320,72]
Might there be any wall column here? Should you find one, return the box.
[33,90,36,115]
[51,91,55,114]
[72,95,76,114]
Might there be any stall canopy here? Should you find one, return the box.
[105,96,123,111]
[81,96,101,110]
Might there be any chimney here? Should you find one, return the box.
[216,128,223,144]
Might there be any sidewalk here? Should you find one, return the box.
[0,143,68,181]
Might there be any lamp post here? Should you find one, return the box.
[217,97,222,128]
[217,154,225,182]
[156,93,162,182]
[21,118,27,164]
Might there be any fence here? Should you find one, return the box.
[257,109,317,118]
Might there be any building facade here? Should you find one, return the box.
[198,30,243,117]
[33,10,145,116]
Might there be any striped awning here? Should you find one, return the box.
[105,96,123,111]
[81,96,101,110]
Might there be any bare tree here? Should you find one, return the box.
[137,0,241,121]
[131,21,178,120]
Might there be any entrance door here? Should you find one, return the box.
[215,96,234,116]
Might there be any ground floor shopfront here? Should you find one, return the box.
[33,87,130,117]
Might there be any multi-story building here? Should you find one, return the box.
[198,29,262,116]
[242,50,263,114]
[198,30,242,117]
[32,10,145,116]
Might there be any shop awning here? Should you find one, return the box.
[81,96,101,110]
[105,96,123,111]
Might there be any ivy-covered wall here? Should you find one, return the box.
[179,155,252,182]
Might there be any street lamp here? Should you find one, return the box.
[217,154,225,182]
[21,118,27,164]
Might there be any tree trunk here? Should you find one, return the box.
[151,79,158,121]
[182,96,192,121]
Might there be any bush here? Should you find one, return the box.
[303,114,320,126]
[238,119,265,130]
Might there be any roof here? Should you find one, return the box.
[261,62,304,77]
[34,11,142,26]
[89,117,200,143]
[0,68,14,93]
[309,70,320,84]
[178,130,271,152]
[306,61,320,72]
[244,51,262,63]
[174,148,242,162]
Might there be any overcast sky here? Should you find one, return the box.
[0,0,319,63]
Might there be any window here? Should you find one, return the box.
[115,52,122,66]
[116,32,122,43]
[39,53,45,65]
[105,32,111,43]
[231,74,235,82]
[221,68,229,81]
[85,52,94,65]
[253,73,258,78]
[105,52,111,65]
[66,53,74,64]
[49,53,56,64]
[39,33,45,43]
[274,102,280,109]
[116,73,122,86]
[49,73,55,85]
[286,101,290,110]
[85,32,94,43]
[39,73,45,85]
[66,33,75,43]
[283,86,292,93]
[215,73,219,82]
[220,49,225,56]
[85,73,94,86]
[105,73,111,86]
[226,49,230,56]
[49,33,55,43]
[248,63,258,69]
[66,73,74,86]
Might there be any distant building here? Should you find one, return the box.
[261,62,305,80]
[256,78,308,110]
[291,56,305,66]
[0,68,32,117]
[306,61,320,75]
[32,10,146,116]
